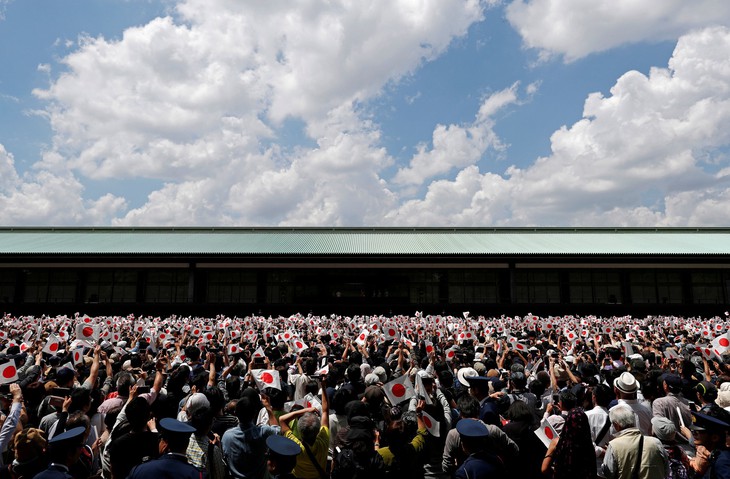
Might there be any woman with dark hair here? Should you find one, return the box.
[502,400,545,479]
[542,408,597,479]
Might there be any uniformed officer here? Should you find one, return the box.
[266,434,301,479]
[128,418,202,479]
[690,410,730,479]
[454,419,504,479]
[34,426,86,479]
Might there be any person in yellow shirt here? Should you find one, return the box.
[279,377,330,479]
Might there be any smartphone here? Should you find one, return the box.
[49,387,71,397]
[49,396,64,408]
[136,386,151,394]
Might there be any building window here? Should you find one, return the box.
[691,271,726,304]
[629,270,682,304]
[24,270,78,303]
[146,270,189,303]
[408,271,441,304]
[568,270,622,304]
[0,270,15,304]
[86,270,137,303]
[448,270,499,303]
[208,270,257,303]
[515,271,560,303]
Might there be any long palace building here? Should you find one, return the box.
[0,227,728,317]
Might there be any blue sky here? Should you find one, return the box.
[0,0,729,226]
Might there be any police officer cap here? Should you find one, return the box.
[456,419,490,438]
[690,411,730,432]
[465,375,492,388]
[266,435,301,457]
[49,426,85,447]
[158,417,196,440]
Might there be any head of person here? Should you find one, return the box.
[298,411,321,446]
[690,409,730,451]
[592,384,614,408]
[456,419,489,455]
[157,418,195,455]
[558,390,577,412]
[609,405,636,433]
[115,372,135,398]
[457,394,480,419]
[12,428,48,478]
[613,372,638,399]
[266,435,300,476]
[47,427,86,468]
[652,416,677,444]
[125,396,152,433]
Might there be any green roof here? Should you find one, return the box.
[0,227,729,256]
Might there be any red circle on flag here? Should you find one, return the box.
[372,324,378,330]
[231,346,238,353]
[426,345,434,353]
[261,372,274,384]
[704,331,710,336]
[423,416,432,428]
[392,383,406,397]
[447,350,455,358]
[389,329,396,336]
[74,352,81,361]
[82,326,93,338]
[296,341,303,349]
[193,329,200,335]
[721,338,730,347]
[49,343,58,352]
[284,333,291,339]
[544,427,554,440]
[206,333,213,340]
[359,334,366,341]
[84,317,91,323]
[546,324,552,329]
[2,365,16,379]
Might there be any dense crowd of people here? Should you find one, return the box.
[0,311,729,478]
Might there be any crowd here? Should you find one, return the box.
[0,311,728,478]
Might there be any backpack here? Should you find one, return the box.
[332,447,386,479]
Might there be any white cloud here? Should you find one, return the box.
[506,0,730,61]
[29,0,487,225]
[393,84,517,186]
[387,27,730,226]
[0,144,126,225]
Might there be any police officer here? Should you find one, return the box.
[34,426,86,479]
[266,435,301,479]
[454,420,504,479]
[690,410,730,479]
[128,418,201,479]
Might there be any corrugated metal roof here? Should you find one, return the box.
[0,228,729,255]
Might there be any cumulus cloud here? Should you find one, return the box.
[506,0,730,61]
[0,144,126,225]
[387,26,730,226]
[28,0,486,225]
[393,84,517,186]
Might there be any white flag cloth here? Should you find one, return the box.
[252,346,266,358]
[383,375,415,406]
[712,333,730,355]
[71,347,84,366]
[383,325,400,341]
[415,373,433,405]
[43,334,62,355]
[290,338,309,354]
[534,418,560,447]
[424,341,435,355]
[422,410,440,437]
[445,346,458,362]
[355,329,370,346]
[227,344,243,356]
[75,323,99,342]
[252,369,281,391]
[0,360,18,385]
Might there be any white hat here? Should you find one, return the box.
[457,367,479,387]
[614,372,638,394]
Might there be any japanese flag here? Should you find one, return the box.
[383,325,399,341]
[331,330,341,341]
[402,337,415,348]
[43,334,62,355]
[252,346,266,359]
[19,342,31,353]
[445,346,458,362]
[715,323,725,333]
[229,329,241,340]
[534,418,559,447]
[190,327,202,337]
[281,330,295,342]
[383,375,415,406]
[510,341,529,353]
[252,369,281,391]
[712,333,730,355]
[699,345,721,361]
[58,329,69,341]
[355,329,370,346]
[422,410,440,437]
[565,330,578,342]
[0,360,18,385]
[75,323,99,342]
[663,349,681,360]
[290,338,309,354]
[72,347,84,365]
[424,341,435,355]
[301,393,322,413]
[227,344,242,356]
[541,321,555,331]
[602,326,614,335]
[314,365,329,377]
